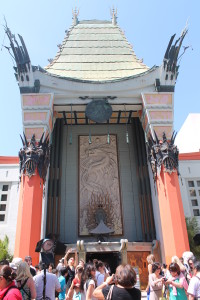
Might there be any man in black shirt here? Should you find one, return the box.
[24,256,36,276]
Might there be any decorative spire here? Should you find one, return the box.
[110,7,117,25]
[72,7,79,26]
[163,26,188,80]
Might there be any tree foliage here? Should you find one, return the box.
[186,217,200,259]
[0,235,13,261]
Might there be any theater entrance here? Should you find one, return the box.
[86,251,121,274]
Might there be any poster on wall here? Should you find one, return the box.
[79,135,123,236]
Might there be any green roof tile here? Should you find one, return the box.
[45,20,149,81]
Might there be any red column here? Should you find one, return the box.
[156,167,189,265]
[14,170,43,265]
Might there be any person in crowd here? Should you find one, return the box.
[179,257,184,264]
[188,258,195,273]
[161,264,170,298]
[165,262,188,300]
[52,268,59,277]
[16,261,36,300]
[64,248,78,294]
[186,258,195,283]
[58,267,68,300]
[80,263,97,300]
[96,261,106,286]
[146,254,155,300]
[187,261,200,300]
[34,264,40,275]
[182,251,195,273]
[9,262,17,274]
[0,265,22,299]
[12,258,23,270]
[161,264,170,279]
[171,256,187,274]
[78,259,85,269]
[33,262,61,300]
[48,262,54,273]
[72,278,82,300]
[57,257,65,277]
[148,262,164,300]
[66,265,84,299]
[24,256,36,277]
[93,263,141,300]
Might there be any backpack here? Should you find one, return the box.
[17,278,31,299]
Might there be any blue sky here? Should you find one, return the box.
[0,0,199,156]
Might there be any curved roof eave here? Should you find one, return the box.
[42,65,158,84]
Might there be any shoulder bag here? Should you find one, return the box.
[106,285,114,300]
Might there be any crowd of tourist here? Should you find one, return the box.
[0,249,200,299]
[146,251,200,300]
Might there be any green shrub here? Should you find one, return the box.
[0,235,13,261]
[186,217,200,259]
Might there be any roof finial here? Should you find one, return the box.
[110,7,117,25]
[72,7,79,26]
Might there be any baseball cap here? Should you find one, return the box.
[12,257,23,267]
[9,262,17,270]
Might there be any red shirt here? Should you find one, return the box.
[0,281,22,300]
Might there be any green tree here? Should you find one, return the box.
[186,217,200,259]
[0,235,13,261]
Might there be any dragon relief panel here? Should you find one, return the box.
[79,135,123,236]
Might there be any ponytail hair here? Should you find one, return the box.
[0,266,16,282]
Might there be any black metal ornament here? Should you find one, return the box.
[19,132,50,182]
[85,99,112,123]
[147,131,179,180]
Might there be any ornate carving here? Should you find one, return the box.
[163,27,188,76]
[3,21,41,93]
[147,131,179,180]
[19,133,50,182]
[87,193,115,238]
[79,135,123,235]
[4,22,30,75]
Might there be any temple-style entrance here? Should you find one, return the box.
[9,8,189,272]
[47,119,155,244]
[86,252,120,274]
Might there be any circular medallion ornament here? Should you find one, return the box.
[85,100,112,123]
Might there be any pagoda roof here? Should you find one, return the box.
[45,19,149,82]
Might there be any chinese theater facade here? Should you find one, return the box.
[6,10,189,288]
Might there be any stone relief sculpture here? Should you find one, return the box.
[79,135,123,235]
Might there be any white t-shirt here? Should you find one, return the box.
[187,276,200,298]
[34,271,60,300]
[83,279,97,300]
